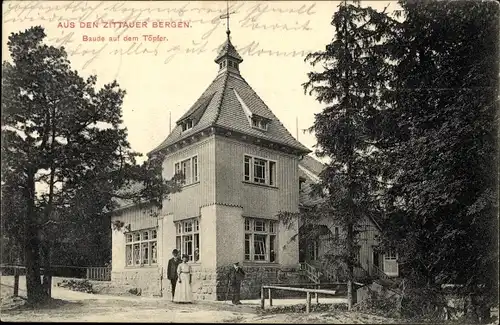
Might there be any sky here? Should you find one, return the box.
[2,0,399,163]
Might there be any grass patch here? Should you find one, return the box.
[257,303,348,315]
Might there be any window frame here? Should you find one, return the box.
[173,155,199,186]
[251,116,268,131]
[181,119,193,132]
[125,228,158,268]
[174,218,200,263]
[385,249,397,260]
[243,154,277,187]
[244,218,278,263]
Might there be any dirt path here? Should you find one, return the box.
[0,276,398,323]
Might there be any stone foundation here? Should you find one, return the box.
[215,265,302,300]
[111,265,302,300]
[111,267,162,296]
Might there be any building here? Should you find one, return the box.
[297,155,399,281]
[109,29,399,300]
[110,29,312,300]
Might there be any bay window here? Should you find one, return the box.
[125,228,158,267]
[175,218,200,262]
[244,218,277,263]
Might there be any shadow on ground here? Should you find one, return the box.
[1,295,83,313]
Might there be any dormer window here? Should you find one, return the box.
[251,116,268,131]
[181,119,193,132]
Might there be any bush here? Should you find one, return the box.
[128,288,142,296]
[58,279,95,294]
[258,303,348,315]
[353,289,400,319]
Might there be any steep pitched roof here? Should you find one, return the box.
[149,37,310,155]
[300,155,325,176]
[298,155,383,230]
[299,155,326,207]
[214,37,243,63]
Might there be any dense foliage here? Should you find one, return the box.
[378,0,499,321]
[303,0,498,321]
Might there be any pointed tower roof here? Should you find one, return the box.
[214,37,243,63]
[149,34,310,156]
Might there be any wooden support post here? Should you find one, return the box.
[316,284,319,304]
[268,288,273,306]
[13,268,19,297]
[47,274,52,297]
[260,287,265,309]
[306,292,311,313]
[86,268,90,279]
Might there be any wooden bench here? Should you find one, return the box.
[260,284,340,313]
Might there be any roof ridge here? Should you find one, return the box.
[212,71,230,125]
[238,74,309,150]
[177,73,225,123]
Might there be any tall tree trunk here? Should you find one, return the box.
[24,169,46,303]
[42,243,52,297]
[346,222,355,310]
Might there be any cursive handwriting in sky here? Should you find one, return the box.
[2,1,398,162]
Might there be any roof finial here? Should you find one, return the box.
[220,0,235,39]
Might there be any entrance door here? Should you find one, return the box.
[373,251,380,267]
[306,239,319,262]
[383,250,399,277]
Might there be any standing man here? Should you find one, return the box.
[167,249,181,301]
[229,261,245,305]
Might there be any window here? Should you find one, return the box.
[125,228,158,267]
[175,218,200,262]
[174,156,199,185]
[334,226,339,239]
[181,119,193,132]
[192,156,198,182]
[243,155,277,186]
[244,218,277,263]
[254,158,266,184]
[385,249,397,260]
[251,117,268,131]
[244,156,251,181]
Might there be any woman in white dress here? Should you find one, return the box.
[173,254,193,303]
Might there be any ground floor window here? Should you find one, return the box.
[385,249,397,260]
[175,218,200,262]
[125,228,158,267]
[244,218,277,262]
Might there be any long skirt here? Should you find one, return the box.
[173,272,193,303]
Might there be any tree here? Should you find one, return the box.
[302,0,395,310]
[378,0,499,321]
[1,26,180,304]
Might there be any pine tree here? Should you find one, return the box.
[1,27,180,304]
[303,0,395,310]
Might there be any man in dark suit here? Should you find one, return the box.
[229,261,245,305]
[167,249,181,301]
